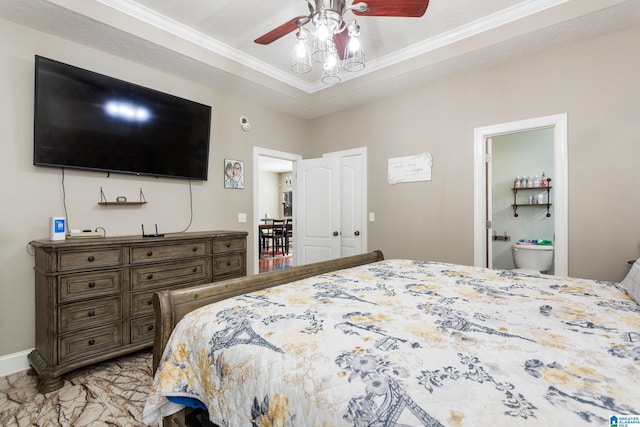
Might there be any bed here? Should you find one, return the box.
[142,251,640,426]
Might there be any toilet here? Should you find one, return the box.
[512,243,554,274]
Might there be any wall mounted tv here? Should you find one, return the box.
[34,55,211,180]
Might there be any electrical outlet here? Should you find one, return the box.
[238,213,247,223]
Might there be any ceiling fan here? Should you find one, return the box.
[255,0,430,84]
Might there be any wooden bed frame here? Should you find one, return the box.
[151,250,385,427]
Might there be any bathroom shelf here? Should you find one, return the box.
[511,179,552,218]
[512,203,552,217]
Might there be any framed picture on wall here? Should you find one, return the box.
[224,159,244,189]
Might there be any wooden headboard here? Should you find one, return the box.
[152,250,384,370]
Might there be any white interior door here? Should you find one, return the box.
[295,157,341,265]
[337,154,363,257]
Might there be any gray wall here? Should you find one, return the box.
[309,24,640,282]
[0,18,310,356]
[1,16,639,360]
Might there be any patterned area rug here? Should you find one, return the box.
[0,351,152,427]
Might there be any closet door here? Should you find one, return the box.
[337,154,364,257]
[295,157,341,265]
[295,148,367,265]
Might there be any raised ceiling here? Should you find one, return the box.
[0,0,638,118]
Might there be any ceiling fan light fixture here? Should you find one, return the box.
[291,29,312,73]
[255,0,430,85]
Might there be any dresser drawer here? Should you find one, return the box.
[212,237,245,253]
[131,241,208,263]
[59,269,123,303]
[130,291,155,316]
[58,324,123,363]
[130,315,156,344]
[58,296,122,334]
[58,248,122,271]
[131,258,210,290]
[130,282,200,316]
[213,253,245,277]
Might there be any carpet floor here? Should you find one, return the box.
[0,350,152,427]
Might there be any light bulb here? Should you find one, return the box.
[324,53,337,70]
[294,39,307,59]
[347,36,360,53]
[317,19,330,41]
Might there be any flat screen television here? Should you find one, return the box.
[34,55,211,180]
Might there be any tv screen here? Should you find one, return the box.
[34,55,211,180]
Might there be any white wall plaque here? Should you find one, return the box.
[387,152,432,185]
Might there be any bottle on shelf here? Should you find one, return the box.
[514,176,521,189]
[541,172,547,187]
[527,176,533,188]
[533,175,540,188]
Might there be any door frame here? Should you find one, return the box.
[253,147,302,275]
[473,113,568,276]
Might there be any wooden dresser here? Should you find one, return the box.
[28,230,247,392]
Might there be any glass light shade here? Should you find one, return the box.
[291,32,312,74]
[343,36,365,72]
[321,48,341,85]
[311,15,333,63]
[312,36,331,63]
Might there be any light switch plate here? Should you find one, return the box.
[238,213,247,223]
[369,212,375,222]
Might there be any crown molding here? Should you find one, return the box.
[95,0,571,93]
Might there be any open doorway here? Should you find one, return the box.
[253,147,302,274]
[490,129,555,273]
[473,114,568,276]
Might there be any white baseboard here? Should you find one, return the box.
[0,349,32,378]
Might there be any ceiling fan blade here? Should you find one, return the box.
[333,30,351,60]
[254,16,308,45]
[354,0,429,17]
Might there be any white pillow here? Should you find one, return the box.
[621,258,640,304]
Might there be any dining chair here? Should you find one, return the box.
[265,219,286,257]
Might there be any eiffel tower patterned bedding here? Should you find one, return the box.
[142,259,640,426]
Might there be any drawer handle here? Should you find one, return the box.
[226,261,232,266]
[147,251,153,257]
[192,267,198,272]
[147,325,154,331]
[147,274,154,280]
[87,310,96,317]
[192,246,198,252]
[87,256,95,262]
[88,282,96,288]
[88,339,96,346]
[225,242,231,248]
[147,299,153,305]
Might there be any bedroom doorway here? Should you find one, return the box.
[473,114,568,276]
[253,147,302,275]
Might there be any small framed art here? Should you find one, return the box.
[224,159,244,189]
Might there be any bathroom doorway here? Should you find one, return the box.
[490,129,555,273]
[473,114,568,276]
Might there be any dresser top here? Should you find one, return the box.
[30,230,248,249]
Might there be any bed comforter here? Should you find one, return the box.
[143,260,640,426]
